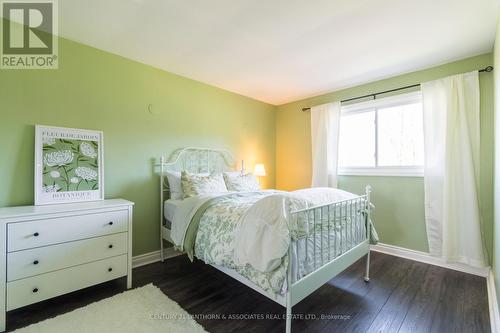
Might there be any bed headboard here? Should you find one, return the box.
[159,147,236,198]
[160,147,235,174]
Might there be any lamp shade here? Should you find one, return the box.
[253,163,266,177]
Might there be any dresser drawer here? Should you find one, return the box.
[7,210,128,252]
[7,254,127,310]
[7,232,128,281]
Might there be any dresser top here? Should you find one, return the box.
[0,199,134,219]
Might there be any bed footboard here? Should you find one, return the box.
[284,186,372,333]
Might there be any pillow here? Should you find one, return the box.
[165,171,183,200]
[223,171,260,192]
[181,171,228,198]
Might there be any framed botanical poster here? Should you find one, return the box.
[35,125,104,205]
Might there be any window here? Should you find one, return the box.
[338,91,424,176]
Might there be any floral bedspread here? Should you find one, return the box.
[188,191,375,298]
[193,192,288,298]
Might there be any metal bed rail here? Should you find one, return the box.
[289,193,370,284]
[283,186,372,333]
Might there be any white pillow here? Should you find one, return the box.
[181,171,228,198]
[165,171,183,200]
[223,171,260,192]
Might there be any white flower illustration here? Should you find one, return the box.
[42,137,56,145]
[70,177,80,184]
[42,184,61,193]
[75,167,97,181]
[49,170,60,178]
[80,142,97,158]
[44,150,74,167]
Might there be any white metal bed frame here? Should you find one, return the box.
[159,147,372,333]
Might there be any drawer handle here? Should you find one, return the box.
[108,244,113,249]
[32,288,38,293]
[33,232,39,237]
[108,267,113,272]
[108,221,114,226]
[33,260,39,265]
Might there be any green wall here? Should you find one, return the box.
[0,20,495,265]
[493,14,500,305]
[0,34,276,256]
[276,54,494,255]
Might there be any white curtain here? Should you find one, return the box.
[310,102,341,187]
[422,71,486,267]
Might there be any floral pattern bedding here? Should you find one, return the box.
[191,192,370,299]
[193,193,288,297]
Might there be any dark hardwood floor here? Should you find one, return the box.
[7,251,490,332]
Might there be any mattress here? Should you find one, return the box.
[164,199,183,227]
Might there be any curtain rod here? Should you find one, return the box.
[301,66,494,112]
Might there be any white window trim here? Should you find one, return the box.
[341,91,422,114]
[338,91,424,177]
[338,166,424,177]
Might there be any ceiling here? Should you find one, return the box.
[58,0,500,105]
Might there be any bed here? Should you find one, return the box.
[159,147,374,333]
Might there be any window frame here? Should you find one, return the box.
[337,91,424,177]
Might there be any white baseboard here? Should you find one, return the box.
[371,242,498,331]
[370,243,490,277]
[132,247,182,268]
[487,270,500,333]
[134,242,496,331]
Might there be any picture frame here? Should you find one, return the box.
[34,125,104,205]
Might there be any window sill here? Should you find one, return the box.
[338,167,424,177]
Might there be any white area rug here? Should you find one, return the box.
[14,284,207,333]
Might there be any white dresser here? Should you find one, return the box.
[0,199,134,332]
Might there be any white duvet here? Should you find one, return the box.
[171,188,358,273]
